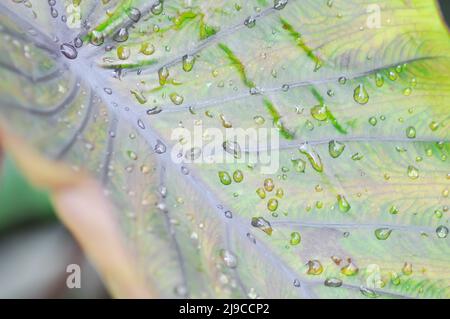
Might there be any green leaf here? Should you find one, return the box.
[0,0,449,298]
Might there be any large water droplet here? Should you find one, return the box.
[290,232,301,245]
[151,1,164,15]
[274,0,288,10]
[60,43,77,59]
[436,225,448,238]
[218,171,232,185]
[306,260,323,275]
[299,143,323,172]
[127,7,141,22]
[337,195,351,212]
[329,140,345,158]
[90,30,104,46]
[251,217,273,236]
[182,54,195,72]
[353,84,369,104]
[113,28,129,42]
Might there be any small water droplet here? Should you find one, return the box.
[244,16,256,28]
[90,30,104,46]
[436,225,448,238]
[310,104,328,121]
[169,92,184,105]
[337,195,351,212]
[341,260,359,276]
[274,0,288,10]
[127,150,138,160]
[402,262,413,275]
[154,140,166,154]
[407,165,419,180]
[219,249,238,268]
[406,126,416,139]
[299,143,323,172]
[103,87,112,95]
[267,198,278,212]
[127,7,141,22]
[151,1,164,15]
[264,178,275,192]
[223,140,241,159]
[233,170,244,183]
[256,188,266,199]
[158,66,169,86]
[114,28,129,42]
[324,277,343,288]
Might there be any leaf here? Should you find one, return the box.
[0,0,449,298]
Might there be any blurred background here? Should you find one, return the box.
[0,1,448,299]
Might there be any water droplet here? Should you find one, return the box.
[127,150,138,160]
[310,104,328,121]
[275,188,284,198]
[233,170,244,183]
[182,54,195,72]
[140,42,155,55]
[219,249,237,268]
[353,84,369,104]
[169,92,184,105]
[329,140,345,158]
[224,210,233,219]
[50,7,58,18]
[158,66,169,85]
[436,225,448,238]
[374,228,392,240]
[360,287,379,298]
[338,76,347,85]
[140,165,150,174]
[341,260,359,276]
[113,28,129,42]
[389,205,399,215]
[402,262,413,275]
[74,37,83,48]
[60,43,77,59]
[306,260,323,275]
[337,195,351,212]
[117,45,130,60]
[218,171,232,185]
[154,140,166,154]
[267,198,278,212]
[274,0,288,10]
[103,87,112,95]
[390,272,401,285]
[293,279,301,287]
[151,1,163,15]
[299,143,323,172]
[256,188,266,199]
[324,278,342,288]
[223,141,241,159]
[368,116,377,126]
[406,126,416,139]
[281,84,290,92]
[407,165,419,180]
[264,178,275,192]
[254,115,265,125]
[375,73,384,87]
[90,30,104,46]
[130,89,147,104]
[244,16,256,28]
[127,7,141,22]
[290,232,301,245]
[291,158,306,173]
[251,217,273,236]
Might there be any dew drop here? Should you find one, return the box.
[74,37,83,48]
[306,260,323,275]
[251,217,273,236]
[299,143,323,172]
[117,45,130,60]
[223,140,241,159]
[127,150,138,160]
[264,178,275,192]
[360,287,379,298]
[368,116,377,126]
[218,171,232,185]
[127,7,141,22]
[293,279,301,287]
[374,228,392,240]
[267,198,278,212]
[406,126,416,139]
[233,170,244,183]
[407,165,419,180]
[113,28,129,42]
[274,0,288,10]
[60,43,77,59]
[154,140,166,154]
[310,104,328,121]
[328,140,345,158]
[375,73,384,87]
[291,158,306,173]
[151,1,164,15]
[158,66,169,86]
[337,195,351,212]
[256,188,266,199]
[140,42,155,55]
[219,249,237,268]
[402,262,413,276]
[436,225,448,238]
[182,54,195,72]
[324,278,343,288]
[90,30,104,46]
[353,84,369,104]
[341,260,359,276]
[244,16,256,28]
[290,232,301,245]
[169,92,184,105]
[103,87,112,95]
